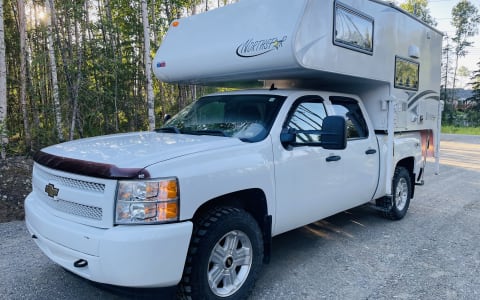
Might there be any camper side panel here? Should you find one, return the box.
[294,0,442,132]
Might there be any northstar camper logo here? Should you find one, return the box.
[236,35,287,58]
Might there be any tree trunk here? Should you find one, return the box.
[451,53,459,103]
[17,0,31,151]
[443,39,449,102]
[31,1,46,145]
[104,0,119,132]
[46,0,65,142]
[151,0,158,48]
[142,0,155,130]
[0,0,8,159]
[69,1,86,140]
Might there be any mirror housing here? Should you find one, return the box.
[280,128,296,146]
[163,114,172,124]
[320,116,347,150]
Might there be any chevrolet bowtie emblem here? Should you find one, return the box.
[45,183,59,198]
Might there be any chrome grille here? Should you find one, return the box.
[42,195,103,220]
[36,166,105,193]
[34,164,110,222]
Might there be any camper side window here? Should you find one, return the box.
[395,56,419,91]
[330,97,368,140]
[334,3,374,55]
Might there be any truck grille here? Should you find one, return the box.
[33,163,116,227]
[41,196,103,220]
[36,167,106,193]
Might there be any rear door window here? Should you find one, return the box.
[330,96,368,139]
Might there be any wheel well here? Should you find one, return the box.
[191,189,271,263]
[192,189,267,224]
[396,157,415,198]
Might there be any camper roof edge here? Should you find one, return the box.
[369,0,444,36]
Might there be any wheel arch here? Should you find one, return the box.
[191,188,272,263]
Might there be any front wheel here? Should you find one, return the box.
[179,207,263,300]
[379,166,412,220]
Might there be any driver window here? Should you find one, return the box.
[286,99,327,144]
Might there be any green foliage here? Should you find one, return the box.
[0,120,8,148]
[451,0,480,55]
[442,126,480,135]
[441,1,480,129]
[399,0,437,26]
[0,0,238,156]
[470,62,480,110]
[0,122,8,159]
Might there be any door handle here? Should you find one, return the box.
[365,149,377,155]
[326,155,341,162]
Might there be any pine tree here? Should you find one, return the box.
[470,61,480,110]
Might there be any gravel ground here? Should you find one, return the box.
[0,156,33,222]
[0,134,479,299]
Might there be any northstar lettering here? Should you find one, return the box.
[236,36,287,58]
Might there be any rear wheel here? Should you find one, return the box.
[379,166,412,220]
[179,207,263,300]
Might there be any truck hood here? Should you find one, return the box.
[34,132,243,179]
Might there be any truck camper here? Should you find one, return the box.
[26,0,443,299]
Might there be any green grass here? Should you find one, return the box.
[442,126,480,135]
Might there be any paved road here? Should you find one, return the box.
[1,134,479,300]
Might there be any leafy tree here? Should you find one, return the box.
[45,0,65,142]
[469,61,480,110]
[450,0,480,101]
[441,36,453,101]
[141,0,155,130]
[399,0,437,26]
[0,0,241,154]
[458,66,470,77]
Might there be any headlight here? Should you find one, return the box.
[115,177,179,224]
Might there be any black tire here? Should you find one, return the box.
[379,166,412,220]
[179,207,263,300]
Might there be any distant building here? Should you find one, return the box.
[449,88,474,110]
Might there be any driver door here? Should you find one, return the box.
[273,96,346,234]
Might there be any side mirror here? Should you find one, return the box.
[163,114,172,124]
[280,116,347,150]
[321,116,347,150]
[280,128,296,147]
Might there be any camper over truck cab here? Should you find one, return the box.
[25,0,443,299]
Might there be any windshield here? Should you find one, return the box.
[160,94,286,142]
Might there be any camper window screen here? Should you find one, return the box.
[334,3,373,54]
[394,57,419,91]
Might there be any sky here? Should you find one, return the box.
[426,0,480,76]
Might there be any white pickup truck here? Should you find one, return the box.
[25,0,443,299]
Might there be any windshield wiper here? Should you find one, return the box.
[185,130,227,137]
[155,127,182,134]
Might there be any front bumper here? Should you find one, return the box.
[25,193,193,288]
